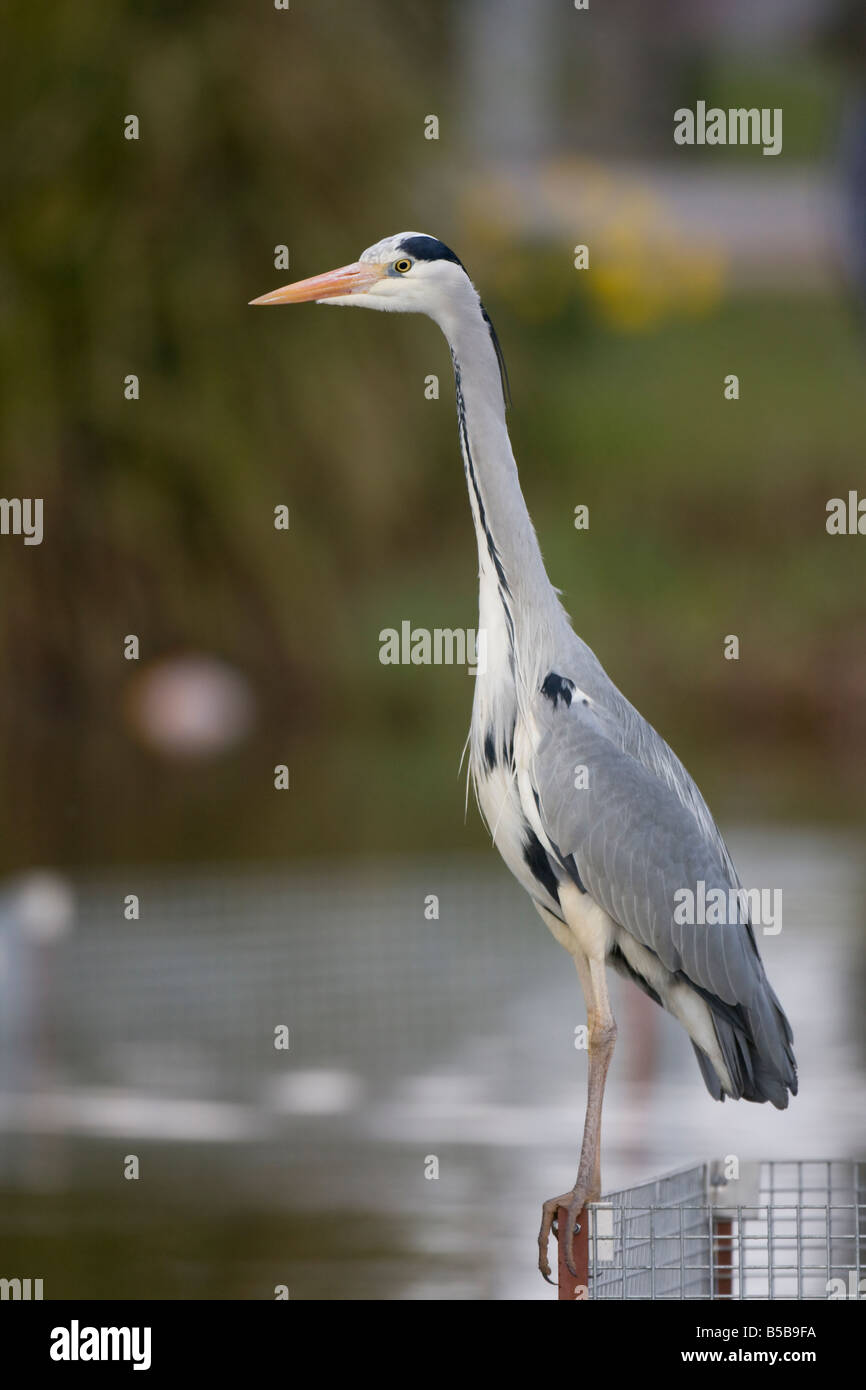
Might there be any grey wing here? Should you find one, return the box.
[530,689,797,1106]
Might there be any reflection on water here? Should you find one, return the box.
[0,828,864,1300]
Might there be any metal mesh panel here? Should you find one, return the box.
[588,1159,865,1300]
[589,1163,713,1299]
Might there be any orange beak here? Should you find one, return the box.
[248,261,384,306]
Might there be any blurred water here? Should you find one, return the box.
[0,827,863,1300]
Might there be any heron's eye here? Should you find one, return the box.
[393,258,412,274]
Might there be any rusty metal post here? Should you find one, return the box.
[557,1204,589,1300]
[713,1216,733,1298]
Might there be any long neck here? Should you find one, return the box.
[436,293,563,666]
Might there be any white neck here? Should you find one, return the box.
[433,288,566,681]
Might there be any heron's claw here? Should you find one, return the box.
[537,1188,588,1283]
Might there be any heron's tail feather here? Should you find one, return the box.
[694,981,797,1109]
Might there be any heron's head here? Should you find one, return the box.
[249,232,476,326]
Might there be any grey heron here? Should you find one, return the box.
[251,233,797,1282]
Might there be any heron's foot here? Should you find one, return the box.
[537,1184,595,1283]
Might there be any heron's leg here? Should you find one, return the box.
[537,954,617,1283]
[581,955,617,1200]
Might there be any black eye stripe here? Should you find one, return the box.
[398,235,463,267]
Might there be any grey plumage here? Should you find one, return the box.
[528,656,797,1107]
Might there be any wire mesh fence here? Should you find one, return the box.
[587,1159,865,1300]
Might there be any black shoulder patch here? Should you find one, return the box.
[541,672,575,709]
[522,831,560,904]
[399,235,463,267]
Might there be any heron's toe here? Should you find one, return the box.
[537,1189,586,1283]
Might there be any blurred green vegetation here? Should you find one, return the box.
[1,1,864,873]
